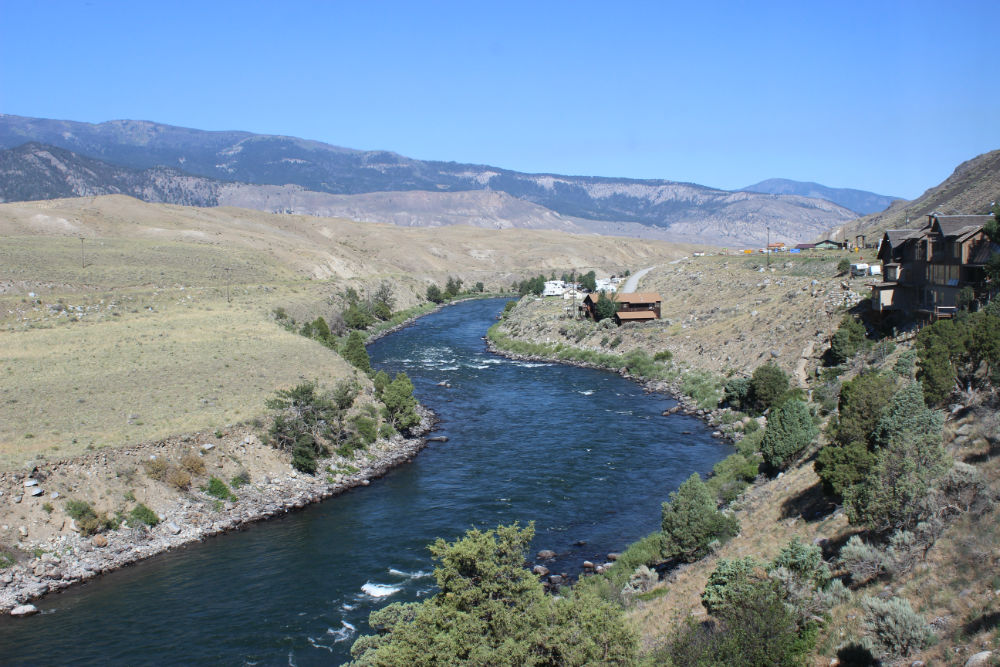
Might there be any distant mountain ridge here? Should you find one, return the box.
[0,114,861,246]
[826,149,1000,242]
[740,178,898,215]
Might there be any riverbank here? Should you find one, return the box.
[484,335,744,443]
[0,407,435,615]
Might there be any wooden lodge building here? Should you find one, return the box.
[581,292,662,325]
[870,213,997,320]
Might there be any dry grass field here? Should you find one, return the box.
[0,195,698,470]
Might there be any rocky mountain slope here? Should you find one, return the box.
[741,177,898,215]
[827,148,1000,241]
[0,115,859,246]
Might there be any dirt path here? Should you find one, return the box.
[794,340,814,387]
[622,265,655,292]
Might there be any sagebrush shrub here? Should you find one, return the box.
[166,467,191,490]
[861,596,934,659]
[143,458,169,481]
[180,452,206,475]
[839,536,888,585]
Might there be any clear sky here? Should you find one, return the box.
[1,0,997,199]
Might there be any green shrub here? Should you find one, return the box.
[705,453,759,505]
[230,471,251,488]
[381,372,420,432]
[129,503,160,527]
[654,350,673,362]
[349,523,638,665]
[769,537,830,588]
[352,415,378,445]
[723,377,751,410]
[845,383,949,532]
[861,596,935,660]
[601,532,669,587]
[815,439,876,497]
[426,284,444,303]
[203,476,236,502]
[343,303,375,330]
[675,575,801,667]
[661,474,739,562]
[702,556,766,616]
[0,552,15,569]
[64,499,115,536]
[341,330,372,374]
[42,502,53,514]
[749,363,789,413]
[828,314,868,365]
[760,399,818,470]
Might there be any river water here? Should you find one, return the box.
[0,298,730,665]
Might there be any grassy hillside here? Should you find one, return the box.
[0,195,695,469]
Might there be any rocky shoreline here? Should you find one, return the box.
[0,407,436,615]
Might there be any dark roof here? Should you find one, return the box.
[613,292,662,304]
[615,311,657,321]
[969,241,1000,265]
[794,243,816,250]
[883,229,921,247]
[930,214,993,238]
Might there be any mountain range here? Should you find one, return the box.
[0,114,875,246]
[740,178,898,215]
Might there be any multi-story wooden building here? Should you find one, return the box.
[871,213,997,319]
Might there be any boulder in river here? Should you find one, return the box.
[10,604,38,617]
[532,565,550,577]
[536,549,556,560]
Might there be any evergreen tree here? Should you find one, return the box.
[349,523,637,665]
[760,399,818,469]
[749,362,789,413]
[341,331,372,375]
[661,474,739,562]
[845,383,949,532]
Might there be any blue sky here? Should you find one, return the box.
[1,1,997,198]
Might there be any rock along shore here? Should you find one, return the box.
[0,407,435,615]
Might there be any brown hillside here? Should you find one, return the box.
[828,149,1000,241]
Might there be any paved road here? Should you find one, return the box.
[622,265,655,292]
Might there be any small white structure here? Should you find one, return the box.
[850,263,870,277]
[543,280,567,297]
[867,264,882,277]
[594,278,617,293]
[562,288,585,301]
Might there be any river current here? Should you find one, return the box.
[0,298,731,665]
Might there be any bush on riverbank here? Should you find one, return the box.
[349,523,638,665]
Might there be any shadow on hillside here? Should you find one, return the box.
[836,643,880,666]
[964,610,1000,637]
[963,439,1000,465]
[779,480,838,523]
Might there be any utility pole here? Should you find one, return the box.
[224,267,231,304]
[80,237,85,269]
[766,226,770,268]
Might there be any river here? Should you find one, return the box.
[0,298,731,665]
